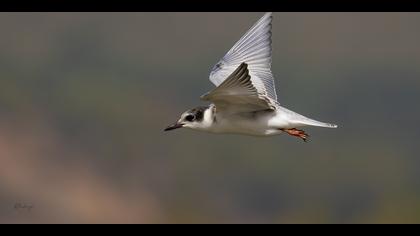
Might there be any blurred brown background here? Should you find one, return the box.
[1,12,420,223]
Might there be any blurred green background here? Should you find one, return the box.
[0,12,420,223]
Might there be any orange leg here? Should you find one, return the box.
[281,128,309,142]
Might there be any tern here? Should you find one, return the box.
[164,12,337,142]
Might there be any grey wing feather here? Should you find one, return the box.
[202,63,274,112]
[209,12,278,103]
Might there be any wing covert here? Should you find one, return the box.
[202,63,275,113]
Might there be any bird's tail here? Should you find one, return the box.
[299,117,338,128]
[278,106,338,129]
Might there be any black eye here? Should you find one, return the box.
[185,114,195,122]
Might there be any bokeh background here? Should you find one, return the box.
[0,12,420,223]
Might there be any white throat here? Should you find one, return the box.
[200,104,216,129]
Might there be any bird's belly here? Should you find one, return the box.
[212,112,283,136]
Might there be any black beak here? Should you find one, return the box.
[164,122,184,131]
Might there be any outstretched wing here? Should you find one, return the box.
[209,12,278,103]
[202,63,275,113]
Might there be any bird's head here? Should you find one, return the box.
[164,106,212,132]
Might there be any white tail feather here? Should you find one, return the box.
[300,118,338,128]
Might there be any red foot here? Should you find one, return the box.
[281,128,309,142]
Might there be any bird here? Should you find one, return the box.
[164,12,337,142]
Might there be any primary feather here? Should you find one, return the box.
[209,12,278,103]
